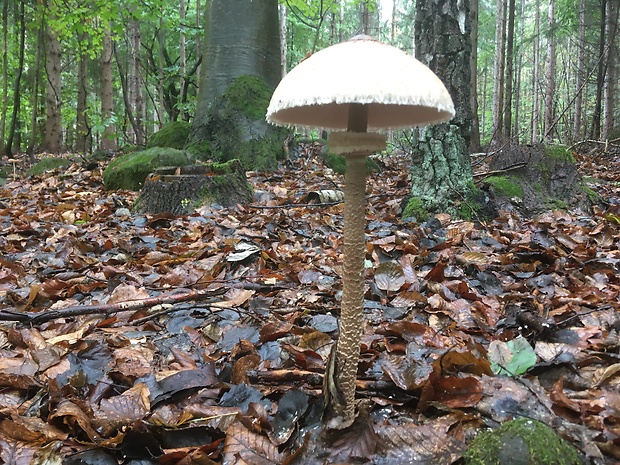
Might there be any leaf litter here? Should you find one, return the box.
[0,148,619,464]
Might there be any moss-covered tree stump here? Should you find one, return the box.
[484,143,596,215]
[133,159,253,214]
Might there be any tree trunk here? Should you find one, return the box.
[591,0,606,139]
[543,0,556,141]
[43,22,62,153]
[490,0,506,149]
[513,0,525,143]
[469,0,481,152]
[279,3,287,76]
[179,0,187,121]
[602,0,618,139]
[186,0,285,170]
[76,33,90,153]
[27,22,44,159]
[101,25,116,151]
[410,0,473,218]
[531,0,541,142]
[6,0,25,155]
[128,19,144,145]
[0,0,8,156]
[573,0,586,141]
[503,0,515,142]
[195,0,201,91]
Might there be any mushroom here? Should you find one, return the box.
[266,35,455,428]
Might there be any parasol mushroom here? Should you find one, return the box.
[266,35,455,428]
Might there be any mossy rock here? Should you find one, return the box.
[147,121,191,150]
[133,159,253,214]
[463,418,581,465]
[186,74,289,170]
[27,157,74,176]
[103,147,193,191]
[486,143,593,216]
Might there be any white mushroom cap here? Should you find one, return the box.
[266,36,455,132]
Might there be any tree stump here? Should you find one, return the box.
[484,143,595,216]
[133,159,253,215]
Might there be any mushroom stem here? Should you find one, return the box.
[334,152,367,426]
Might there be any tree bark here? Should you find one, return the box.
[0,0,8,156]
[543,0,556,141]
[27,22,44,159]
[591,0,606,139]
[531,0,541,142]
[503,0,515,142]
[490,0,506,149]
[128,19,144,145]
[410,0,473,218]
[76,33,90,153]
[469,0,481,152]
[179,0,187,121]
[573,0,586,141]
[602,0,618,139]
[513,0,525,143]
[279,3,287,76]
[6,0,25,155]
[100,25,116,151]
[43,21,62,153]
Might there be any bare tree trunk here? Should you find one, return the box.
[359,0,378,36]
[6,0,25,155]
[469,0,481,152]
[591,0,605,139]
[43,22,62,153]
[76,33,90,153]
[481,57,488,143]
[101,25,116,151]
[155,20,165,126]
[279,3,287,76]
[128,19,144,145]
[195,0,201,91]
[513,0,525,143]
[602,0,618,139]
[531,0,541,142]
[503,0,515,142]
[543,0,556,141]
[573,0,586,141]
[179,0,187,121]
[27,22,44,159]
[391,0,396,44]
[0,0,8,156]
[490,0,506,149]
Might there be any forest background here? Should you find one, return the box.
[0,0,617,159]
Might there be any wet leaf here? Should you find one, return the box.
[489,337,537,376]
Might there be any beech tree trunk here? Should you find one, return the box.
[44,23,62,153]
[591,0,605,139]
[101,26,116,151]
[128,19,144,145]
[573,0,586,141]
[27,22,44,158]
[543,0,556,141]
[179,0,187,121]
[6,0,25,156]
[279,3,287,76]
[410,0,473,218]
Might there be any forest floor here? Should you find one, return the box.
[0,143,619,464]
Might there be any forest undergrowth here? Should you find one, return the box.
[0,145,619,464]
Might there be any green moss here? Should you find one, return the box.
[402,197,430,221]
[582,184,599,202]
[148,121,191,149]
[27,157,74,176]
[221,75,274,121]
[103,147,193,191]
[464,418,581,465]
[550,199,568,210]
[486,175,524,198]
[545,144,576,163]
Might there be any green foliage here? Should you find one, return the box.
[147,121,191,149]
[488,337,537,376]
[402,197,429,222]
[544,144,576,163]
[485,176,524,198]
[464,418,581,465]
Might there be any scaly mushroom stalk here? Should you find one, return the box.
[334,152,367,424]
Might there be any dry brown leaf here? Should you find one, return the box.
[223,422,284,465]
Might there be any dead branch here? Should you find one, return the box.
[473,162,528,180]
